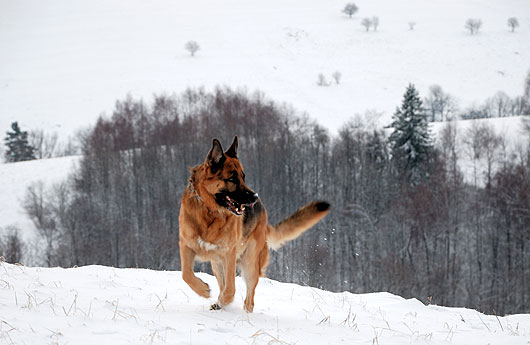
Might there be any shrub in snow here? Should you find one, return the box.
[465,18,482,35]
[507,17,519,32]
[316,73,330,86]
[361,17,373,32]
[332,71,342,85]
[342,3,358,18]
[185,40,200,57]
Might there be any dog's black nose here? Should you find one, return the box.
[244,191,259,206]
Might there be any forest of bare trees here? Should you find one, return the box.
[17,87,530,315]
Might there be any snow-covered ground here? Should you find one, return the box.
[1,0,529,138]
[1,262,529,345]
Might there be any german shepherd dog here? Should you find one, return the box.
[178,136,330,312]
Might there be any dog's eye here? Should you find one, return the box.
[225,177,237,184]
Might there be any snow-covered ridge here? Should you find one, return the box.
[1,262,528,344]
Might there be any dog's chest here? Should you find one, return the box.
[195,214,242,253]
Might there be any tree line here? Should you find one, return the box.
[7,86,530,315]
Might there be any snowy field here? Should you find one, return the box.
[1,0,529,138]
[1,262,529,345]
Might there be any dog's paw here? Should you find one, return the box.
[244,299,254,313]
[197,283,211,298]
[191,280,210,298]
[210,302,222,311]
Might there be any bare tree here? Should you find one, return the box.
[342,3,358,18]
[185,40,200,57]
[423,85,458,121]
[372,16,380,31]
[332,71,342,85]
[465,18,482,35]
[485,91,513,117]
[0,226,24,264]
[316,73,330,86]
[408,22,416,30]
[507,17,519,32]
[361,17,373,32]
[23,181,58,266]
[464,121,501,186]
[29,129,58,159]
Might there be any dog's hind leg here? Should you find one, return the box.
[180,244,210,298]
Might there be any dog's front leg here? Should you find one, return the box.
[210,247,237,310]
[180,244,210,298]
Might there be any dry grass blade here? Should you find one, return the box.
[495,315,504,332]
[112,299,120,321]
[250,330,294,345]
[155,292,167,312]
[317,315,330,325]
[477,312,491,332]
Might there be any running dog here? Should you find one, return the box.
[178,136,330,312]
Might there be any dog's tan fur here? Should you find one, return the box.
[178,136,330,312]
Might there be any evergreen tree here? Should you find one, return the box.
[4,122,36,162]
[388,84,433,184]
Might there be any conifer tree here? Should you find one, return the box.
[388,84,433,184]
[4,122,36,162]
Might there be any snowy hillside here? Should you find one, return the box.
[1,262,529,345]
[0,156,79,264]
[1,0,529,138]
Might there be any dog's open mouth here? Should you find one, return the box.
[225,195,245,216]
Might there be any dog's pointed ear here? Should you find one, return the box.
[225,136,238,158]
[207,139,225,172]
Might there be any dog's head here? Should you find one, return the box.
[201,136,258,216]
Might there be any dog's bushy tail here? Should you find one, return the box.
[267,201,330,250]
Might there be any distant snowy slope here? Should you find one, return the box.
[0,156,79,264]
[1,262,529,345]
[1,0,528,137]
[0,156,78,230]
